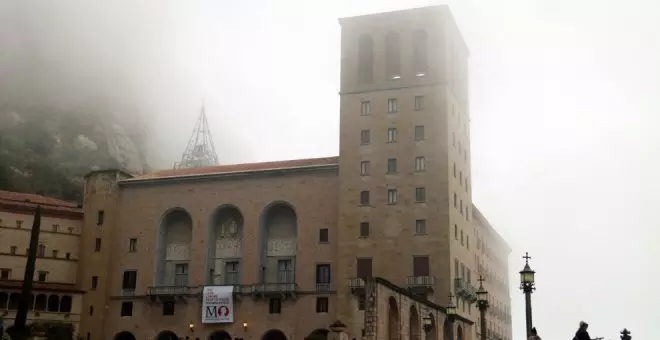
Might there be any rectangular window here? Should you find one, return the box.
[129,238,137,252]
[360,129,371,145]
[122,270,137,289]
[358,294,366,310]
[459,171,463,184]
[356,258,372,278]
[454,259,459,277]
[415,157,426,172]
[360,190,370,205]
[388,98,398,113]
[387,158,397,173]
[467,269,472,283]
[361,101,371,115]
[224,261,240,285]
[52,250,58,258]
[413,256,430,277]
[415,219,426,235]
[387,189,398,205]
[319,228,329,243]
[316,297,329,313]
[120,301,133,317]
[414,96,424,110]
[466,206,470,221]
[97,210,104,226]
[65,252,71,259]
[94,238,101,251]
[37,244,45,257]
[316,264,331,288]
[466,236,470,250]
[269,298,282,314]
[360,161,371,176]
[359,222,370,237]
[37,271,47,282]
[277,259,293,283]
[414,125,425,140]
[387,128,397,142]
[9,246,16,255]
[89,306,94,316]
[91,276,98,290]
[0,269,10,280]
[16,220,23,228]
[162,301,175,315]
[453,193,457,207]
[174,264,189,286]
[415,187,426,202]
[52,224,59,232]
[460,230,464,245]
[460,200,463,215]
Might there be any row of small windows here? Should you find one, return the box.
[3,245,72,260]
[1,269,49,282]
[453,162,470,193]
[358,219,427,238]
[360,126,425,144]
[0,218,77,234]
[357,30,429,83]
[360,96,425,115]
[453,192,470,220]
[359,187,426,206]
[360,157,426,175]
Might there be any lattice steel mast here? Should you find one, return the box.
[174,104,219,169]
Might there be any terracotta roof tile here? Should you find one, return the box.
[131,156,339,180]
[0,190,78,208]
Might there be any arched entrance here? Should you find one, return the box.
[443,318,452,340]
[262,329,287,340]
[114,331,137,340]
[305,329,329,340]
[457,325,464,340]
[208,330,232,340]
[388,297,400,340]
[409,306,420,340]
[425,313,437,340]
[155,330,179,340]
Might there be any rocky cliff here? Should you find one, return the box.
[0,105,150,202]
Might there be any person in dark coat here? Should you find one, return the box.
[575,321,591,340]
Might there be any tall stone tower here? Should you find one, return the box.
[336,5,473,325]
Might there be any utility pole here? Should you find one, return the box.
[9,205,42,340]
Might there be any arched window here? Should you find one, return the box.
[385,32,401,79]
[412,30,428,76]
[358,34,374,83]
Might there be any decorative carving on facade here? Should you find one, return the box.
[266,238,296,256]
[215,238,241,258]
[165,243,190,260]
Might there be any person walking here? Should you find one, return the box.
[574,321,591,340]
[528,327,542,340]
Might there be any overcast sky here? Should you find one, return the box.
[1,0,658,339]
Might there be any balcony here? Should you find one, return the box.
[316,283,332,293]
[251,282,298,300]
[147,286,196,301]
[348,277,366,294]
[454,278,478,303]
[119,289,135,298]
[406,276,435,294]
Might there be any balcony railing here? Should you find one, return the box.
[120,288,135,297]
[251,282,297,294]
[147,286,192,296]
[348,277,366,289]
[316,283,332,292]
[406,276,436,287]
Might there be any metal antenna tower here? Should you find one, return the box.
[174,103,219,169]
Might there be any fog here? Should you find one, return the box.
[1,0,659,339]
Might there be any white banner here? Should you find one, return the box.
[202,286,234,324]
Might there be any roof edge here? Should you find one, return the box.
[119,163,339,186]
[472,204,511,253]
[83,168,134,179]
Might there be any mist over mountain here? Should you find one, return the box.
[0,0,217,199]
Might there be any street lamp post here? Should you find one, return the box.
[476,276,489,340]
[519,252,536,338]
[446,294,457,340]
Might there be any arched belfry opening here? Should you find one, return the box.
[259,202,297,284]
[155,208,193,286]
[208,205,244,285]
[412,29,428,76]
[358,34,374,83]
